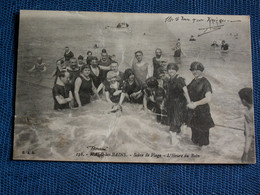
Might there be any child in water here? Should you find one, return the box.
[143,77,168,124]
[105,71,122,105]
[238,88,255,163]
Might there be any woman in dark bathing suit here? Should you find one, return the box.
[187,62,215,146]
[166,63,191,133]
[74,64,99,107]
[119,68,143,106]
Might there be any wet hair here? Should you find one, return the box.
[87,51,92,55]
[78,55,84,60]
[81,64,91,72]
[146,77,159,88]
[167,63,179,71]
[65,46,69,49]
[124,68,134,80]
[102,49,107,53]
[155,48,162,53]
[238,88,253,104]
[135,50,143,56]
[190,61,204,72]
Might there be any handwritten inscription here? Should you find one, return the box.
[165,15,241,23]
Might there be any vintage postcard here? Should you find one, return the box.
[13,10,255,164]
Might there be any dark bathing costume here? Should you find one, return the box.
[77,75,93,106]
[187,77,215,146]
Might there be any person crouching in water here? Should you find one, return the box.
[74,65,99,107]
[105,71,122,106]
[166,63,191,133]
[143,77,168,124]
[238,87,255,163]
[119,69,143,106]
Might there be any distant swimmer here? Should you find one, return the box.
[173,42,185,64]
[211,41,219,47]
[94,44,99,49]
[189,35,196,41]
[221,40,229,51]
[86,51,93,65]
[28,57,47,72]
[63,46,74,65]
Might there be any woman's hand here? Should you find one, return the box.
[187,102,197,109]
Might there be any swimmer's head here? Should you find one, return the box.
[90,57,99,66]
[110,61,119,72]
[59,71,70,84]
[155,48,162,58]
[101,52,108,60]
[146,77,159,89]
[238,87,253,106]
[124,68,135,81]
[65,46,69,52]
[69,57,78,69]
[81,64,91,76]
[135,50,143,62]
[37,57,43,64]
[167,63,179,77]
[87,51,92,56]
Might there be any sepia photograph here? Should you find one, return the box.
[13,10,255,164]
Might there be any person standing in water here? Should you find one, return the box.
[152,48,163,78]
[89,57,102,89]
[99,50,112,82]
[74,65,99,107]
[132,51,153,88]
[187,62,215,147]
[238,87,255,163]
[166,63,191,133]
[173,42,185,65]
[77,55,85,68]
[86,51,93,65]
[64,46,74,66]
[52,71,73,110]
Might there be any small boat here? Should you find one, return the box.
[105,22,132,33]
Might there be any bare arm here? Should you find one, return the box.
[28,65,36,72]
[119,93,126,106]
[74,77,82,107]
[105,91,113,104]
[188,91,212,109]
[147,62,153,78]
[97,83,104,94]
[183,86,191,104]
[143,94,148,110]
[244,114,254,154]
[55,95,72,105]
[92,81,100,99]
[99,65,111,70]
